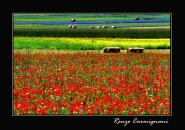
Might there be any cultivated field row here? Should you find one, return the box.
[14,37,170,50]
[14,27,170,38]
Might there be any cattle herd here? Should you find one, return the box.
[68,25,77,28]
[68,25,117,29]
[68,17,139,29]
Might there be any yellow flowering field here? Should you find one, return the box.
[14,37,170,50]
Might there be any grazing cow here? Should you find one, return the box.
[68,25,72,28]
[71,19,76,22]
[90,26,94,29]
[102,26,107,28]
[96,26,101,28]
[111,26,116,28]
[72,25,77,28]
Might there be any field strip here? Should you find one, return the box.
[125,26,170,29]
[13,49,170,54]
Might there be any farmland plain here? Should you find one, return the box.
[14,27,170,38]
[13,14,171,115]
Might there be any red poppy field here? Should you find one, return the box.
[13,51,170,115]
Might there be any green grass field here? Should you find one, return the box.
[14,23,170,29]
[14,27,170,38]
[13,14,170,22]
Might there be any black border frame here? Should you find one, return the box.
[1,2,183,129]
